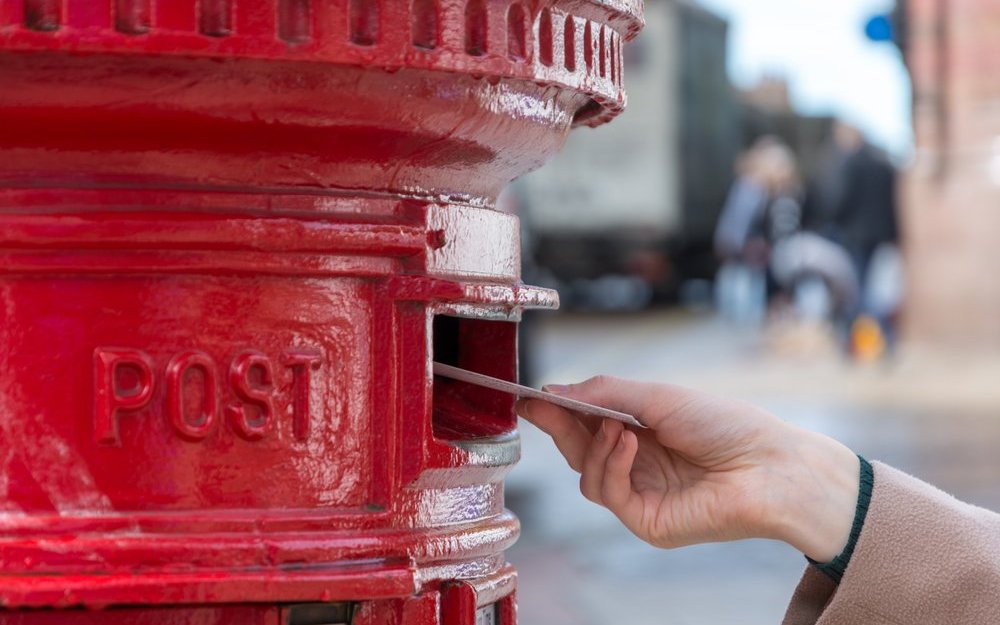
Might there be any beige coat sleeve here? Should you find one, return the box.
[782,461,1000,625]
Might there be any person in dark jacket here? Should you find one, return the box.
[804,122,902,355]
[826,122,899,286]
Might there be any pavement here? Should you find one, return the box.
[505,310,1000,625]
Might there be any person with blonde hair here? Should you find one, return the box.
[714,136,803,322]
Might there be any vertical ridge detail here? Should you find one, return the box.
[349,0,379,46]
[506,3,526,61]
[609,35,616,83]
[411,0,437,50]
[598,25,606,77]
[115,0,150,34]
[464,0,487,56]
[23,0,60,31]
[538,8,553,67]
[199,0,232,37]
[563,15,575,71]
[279,0,311,43]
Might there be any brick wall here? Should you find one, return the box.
[903,0,1000,346]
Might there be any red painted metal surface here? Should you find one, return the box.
[0,0,642,622]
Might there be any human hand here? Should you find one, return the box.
[516,376,859,562]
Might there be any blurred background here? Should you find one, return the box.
[505,0,1000,622]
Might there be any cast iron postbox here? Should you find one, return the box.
[0,1,642,623]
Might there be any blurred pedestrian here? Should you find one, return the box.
[808,122,902,357]
[827,122,899,279]
[714,136,803,323]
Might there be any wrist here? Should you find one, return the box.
[764,427,860,562]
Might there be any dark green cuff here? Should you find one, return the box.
[806,455,874,584]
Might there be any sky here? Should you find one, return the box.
[696,0,913,158]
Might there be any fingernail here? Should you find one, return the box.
[543,384,570,395]
[598,419,607,439]
[616,432,626,450]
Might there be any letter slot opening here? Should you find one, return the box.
[432,315,517,441]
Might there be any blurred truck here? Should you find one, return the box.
[518,0,739,309]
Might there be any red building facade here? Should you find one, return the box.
[903,0,1000,346]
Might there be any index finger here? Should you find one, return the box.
[546,375,705,432]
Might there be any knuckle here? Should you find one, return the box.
[600,483,617,505]
[579,475,600,504]
[585,374,618,390]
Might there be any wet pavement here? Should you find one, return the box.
[506,311,1000,624]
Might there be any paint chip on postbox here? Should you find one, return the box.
[433,362,645,428]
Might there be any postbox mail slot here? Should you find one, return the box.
[432,315,517,441]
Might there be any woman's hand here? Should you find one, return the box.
[517,376,860,562]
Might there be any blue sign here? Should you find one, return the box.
[865,14,894,42]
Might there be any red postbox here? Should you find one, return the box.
[0,1,641,623]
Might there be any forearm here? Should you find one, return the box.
[785,462,1000,624]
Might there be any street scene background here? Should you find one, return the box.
[508,312,1000,624]
[505,0,1000,622]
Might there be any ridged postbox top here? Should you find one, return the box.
[2,0,642,125]
[0,0,644,205]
